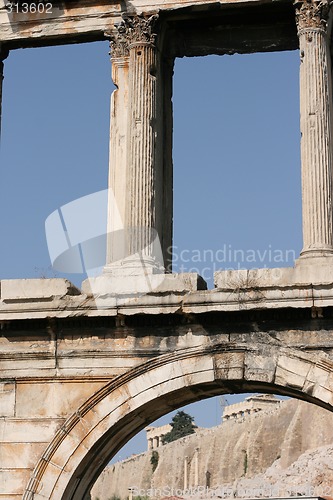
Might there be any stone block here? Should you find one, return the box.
[214,263,333,291]
[34,461,65,499]
[214,352,245,381]
[15,381,105,419]
[0,381,15,417]
[0,419,63,443]
[0,496,22,499]
[275,356,311,390]
[0,279,80,301]
[306,364,331,387]
[244,352,277,383]
[0,358,56,379]
[311,385,333,406]
[51,432,82,470]
[82,272,206,295]
[0,443,46,469]
[0,469,31,495]
[214,268,293,289]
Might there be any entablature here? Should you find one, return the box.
[0,0,298,54]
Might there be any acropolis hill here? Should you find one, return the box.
[92,397,333,499]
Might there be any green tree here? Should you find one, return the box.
[150,450,159,472]
[162,410,196,444]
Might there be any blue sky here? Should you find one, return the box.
[0,42,301,287]
[0,42,299,460]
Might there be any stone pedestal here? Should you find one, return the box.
[82,272,207,295]
[295,0,333,265]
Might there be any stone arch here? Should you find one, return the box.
[23,342,333,500]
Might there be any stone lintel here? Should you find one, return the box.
[0,0,291,47]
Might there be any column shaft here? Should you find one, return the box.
[105,15,169,276]
[184,456,188,490]
[0,46,8,140]
[127,41,157,266]
[296,0,333,258]
[160,58,174,272]
[106,55,129,268]
[194,448,199,486]
[0,59,3,138]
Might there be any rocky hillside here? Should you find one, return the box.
[91,398,333,500]
[224,442,333,498]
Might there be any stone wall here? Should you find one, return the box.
[91,398,333,500]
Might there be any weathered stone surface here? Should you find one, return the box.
[3,273,333,322]
[214,265,333,289]
[296,0,333,261]
[0,419,63,443]
[0,278,80,301]
[0,469,31,495]
[0,0,296,49]
[15,381,106,418]
[275,355,312,390]
[0,381,15,417]
[0,443,46,468]
[214,352,245,381]
[13,344,333,500]
[82,272,206,295]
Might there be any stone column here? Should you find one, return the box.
[295,0,333,260]
[194,448,199,486]
[85,16,206,294]
[105,15,166,275]
[0,45,8,140]
[105,25,130,270]
[125,14,164,274]
[184,456,188,490]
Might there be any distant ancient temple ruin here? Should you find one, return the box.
[145,424,172,449]
[222,394,282,421]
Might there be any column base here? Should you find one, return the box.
[82,272,207,295]
[103,255,164,277]
[299,246,333,260]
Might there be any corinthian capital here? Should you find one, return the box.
[125,14,159,47]
[294,0,332,31]
[108,23,130,59]
[109,14,159,57]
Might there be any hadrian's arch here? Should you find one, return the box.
[23,343,333,500]
[2,0,333,499]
